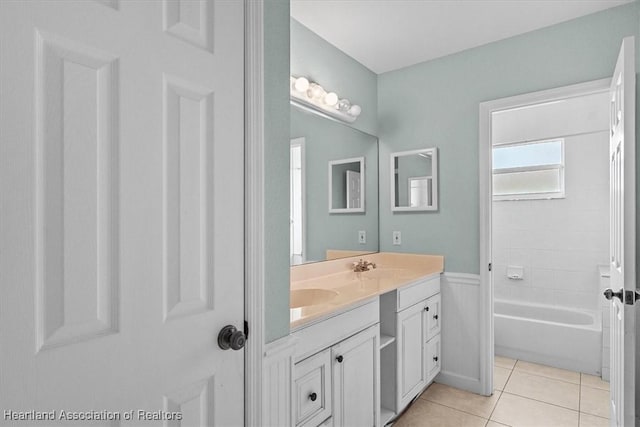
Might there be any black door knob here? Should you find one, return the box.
[433,356,438,362]
[604,288,624,302]
[424,306,429,311]
[336,355,343,363]
[433,314,438,320]
[217,325,246,350]
[309,392,317,402]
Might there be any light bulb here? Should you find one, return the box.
[324,92,338,106]
[307,83,326,100]
[337,99,351,112]
[294,77,309,92]
[348,105,362,117]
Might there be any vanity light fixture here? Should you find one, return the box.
[290,76,362,123]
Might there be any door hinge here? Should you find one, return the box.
[488,263,492,272]
[624,290,640,305]
[244,320,249,340]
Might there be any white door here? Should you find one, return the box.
[346,170,361,209]
[290,138,305,264]
[0,1,245,425]
[606,36,636,427]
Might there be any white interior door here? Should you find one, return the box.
[0,1,245,425]
[290,138,305,264]
[606,36,636,427]
[346,170,361,209]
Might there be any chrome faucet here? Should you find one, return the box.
[353,259,376,272]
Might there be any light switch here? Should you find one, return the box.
[358,230,366,244]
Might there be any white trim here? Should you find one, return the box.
[245,1,264,425]
[443,272,481,286]
[478,78,610,397]
[290,138,306,264]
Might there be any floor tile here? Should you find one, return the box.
[514,360,580,384]
[486,422,510,427]
[495,356,516,370]
[579,413,609,427]
[393,399,487,427]
[491,393,579,427]
[580,386,610,418]
[581,374,609,391]
[420,383,501,419]
[504,371,579,410]
[494,366,511,391]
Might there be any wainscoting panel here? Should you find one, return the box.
[435,272,482,394]
[263,335,297,426]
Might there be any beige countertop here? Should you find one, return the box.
[290,252,444,330]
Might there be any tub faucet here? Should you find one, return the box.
[353,259,376,272]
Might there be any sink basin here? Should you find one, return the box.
[290,288,339,308]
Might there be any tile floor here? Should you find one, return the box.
[393,356,610,427]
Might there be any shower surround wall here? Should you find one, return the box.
[492,131,609,311]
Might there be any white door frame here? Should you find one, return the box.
[290,138,306,264]
[477,78,610,395]
[245,0,266,424]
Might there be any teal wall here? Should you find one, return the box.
[267,1,640,342]
[264,0,291,343]
[291,107,379,263]
[291,18,378,136]
[378,2,640,274]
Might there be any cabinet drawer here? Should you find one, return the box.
[397,276,440,311]
[424,293,441,341]
[294,349,332,427]
[426,334,441,382]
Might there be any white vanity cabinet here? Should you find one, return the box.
[291,299,380,427]
[379,275,442,424]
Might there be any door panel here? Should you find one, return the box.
[0,1,244,424]
[608,36,636,427]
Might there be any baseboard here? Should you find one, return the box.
[435,370,484,395]
[262,335,297,427]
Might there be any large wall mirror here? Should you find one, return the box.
[291,107,378,265]
[391,148,438,211]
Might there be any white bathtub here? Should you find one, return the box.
[494,300,602,375]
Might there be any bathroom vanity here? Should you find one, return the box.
[289,253,443,426]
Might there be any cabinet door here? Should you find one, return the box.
[397,302,427,410]
[332,324,380,427]
[426,334,441,382]
[425,294,441,341]
[294,349,332,427]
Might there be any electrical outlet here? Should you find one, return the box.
[393,231,402,245]
[358,230,366,244]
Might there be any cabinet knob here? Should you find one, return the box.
[309,392,317,402]
[433,356,439,362]
[336,355,343,363]
[433,314,438,320]
[424,306,429,312]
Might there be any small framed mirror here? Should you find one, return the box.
[391,148,438,211]
[328,157,365,213]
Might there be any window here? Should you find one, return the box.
[492,139,564,200]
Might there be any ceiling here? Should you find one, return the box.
[290,0,633,74]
